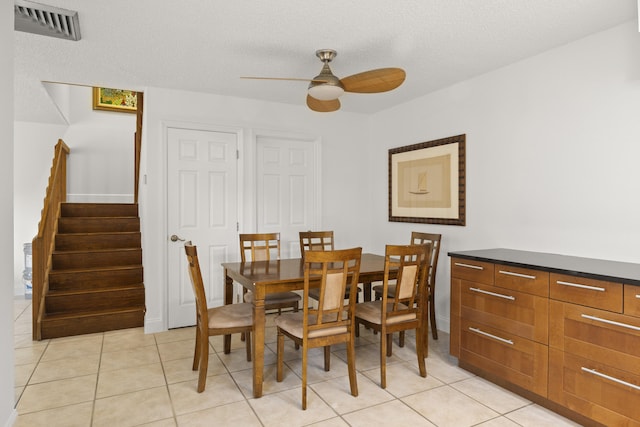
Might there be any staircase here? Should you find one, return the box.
[40,203,145,339]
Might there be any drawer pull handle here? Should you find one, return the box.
[556,280,605,292]
[581,367,640,391]
[470,287,515,301]
[498,270,536,280]
[581,314,640,331]
[455,262,484,270]
[469,327,514,345]
[636,294,640,299]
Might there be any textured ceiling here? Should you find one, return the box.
[14,0,638,123]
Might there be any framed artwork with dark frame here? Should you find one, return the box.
[92,87,137,113]
[389,134,466,226]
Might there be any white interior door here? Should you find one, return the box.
[256,134,319,258]
[167,127,239,328]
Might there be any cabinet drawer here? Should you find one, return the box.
[495,264,549,297]
[461,282,548,344]
[625,285,640,318]
[460,318,548,396]
[550,273,622,312]
[549,300,640,375]
[451,258,493,285]
[549,348,640,426]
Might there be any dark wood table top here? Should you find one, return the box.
[222,253,387,286]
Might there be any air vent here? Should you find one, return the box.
[14,0,81,41]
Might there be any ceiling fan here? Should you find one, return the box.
[241,49,406,113]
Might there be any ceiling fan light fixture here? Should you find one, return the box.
[308,83,344,101]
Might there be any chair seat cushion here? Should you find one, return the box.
[274,312,347,339]
[244,291,301,304]
[208,303,253,329]
[355,301,416,325]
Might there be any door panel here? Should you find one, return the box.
[256,135,318,258]
[167,127,238,328]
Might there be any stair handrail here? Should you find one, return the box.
[32,139,70,340]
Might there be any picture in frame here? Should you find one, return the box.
[92,87,137,113]
[389,134,465,226]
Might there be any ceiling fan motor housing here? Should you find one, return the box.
[308,50,345,100]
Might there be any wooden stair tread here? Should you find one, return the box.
[49,265,142,274]
[43,306,145,320]
[53,247,141,255]
[48,284,144,296]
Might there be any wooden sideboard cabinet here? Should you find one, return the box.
[449,249,640,427]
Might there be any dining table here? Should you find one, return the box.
[222,252,397,398]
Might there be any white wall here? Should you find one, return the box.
[140,89,370,332]
[13,122,68,295]
[13,84,135,295]
[368,20,640,334]
[1,0,16,424]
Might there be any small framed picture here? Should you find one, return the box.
[92,87,137,113]
[389,134,466,225]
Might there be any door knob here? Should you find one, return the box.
[170,234,185,242]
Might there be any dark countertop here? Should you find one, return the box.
[448,248,640,286]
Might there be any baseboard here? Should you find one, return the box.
[3,408,17,427]
[144,316,166,334]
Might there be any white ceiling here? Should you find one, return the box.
[14,0,638,123]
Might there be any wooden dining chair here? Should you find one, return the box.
[275,247,362,409]
[240,233,301,314]
[299,230,335,255]
[356,243,430,388]
[184,242,253,392]
[373,232,441,340]
[299,230,360,302]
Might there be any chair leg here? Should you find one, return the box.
[416,326,426,378]
[380,330,387,389]
[302,344,308,410]
[346,334,358,397]
[323,346,331,371]
[386,333,393,357]
[196,332,209,393]
[293,303,300,350]
[192,327,201,371]
[276,329,284,382]
[245,331,252,362]
[430,295,438,339]
[399,331,405,347]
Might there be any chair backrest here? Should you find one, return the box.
[184,241,208,327]
[410,232,441,285]
[303,247,362,335]
[383,244,431,322]
[240,232,280,262]
[299,231,334,258]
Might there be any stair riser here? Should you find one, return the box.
[55,233,141,251]
[41,310,145,339]
[58,218,140,233]
[52,249,142,270]
[61,203,138,218]
[49,267,143,291]
[46,288,145,314]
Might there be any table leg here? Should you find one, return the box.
[252,296,266,398]
[363,282,372,302]
[223,270,233,354]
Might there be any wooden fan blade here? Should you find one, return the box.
[306,95,340,112]
[340,68,406,93]
[241,76,329,83]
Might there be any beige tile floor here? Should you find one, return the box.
[13,298,581,427]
